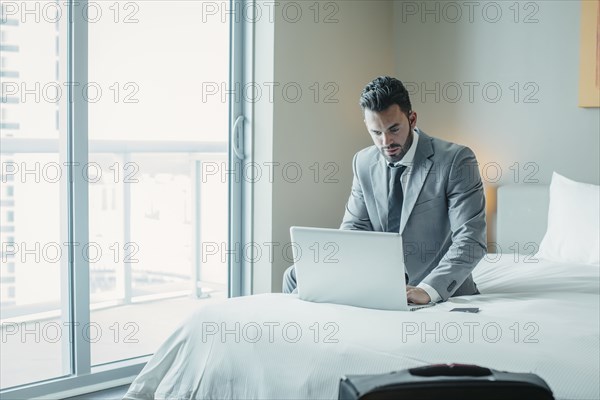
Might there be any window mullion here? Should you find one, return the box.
[69,0,91,376]
[229,0,249,297]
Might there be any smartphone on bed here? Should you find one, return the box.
[450,307,480,313]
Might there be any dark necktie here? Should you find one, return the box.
[387,165,406,233]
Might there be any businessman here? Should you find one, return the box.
[283,76,487,304]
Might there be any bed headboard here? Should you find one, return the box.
[496,185,549,253]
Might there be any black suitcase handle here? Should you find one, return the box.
[409,363,492,377]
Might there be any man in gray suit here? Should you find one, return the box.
[283,76,486,304]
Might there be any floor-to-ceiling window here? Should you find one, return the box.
[0,0,245,396]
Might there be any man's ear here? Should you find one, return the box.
[410,111,417,127]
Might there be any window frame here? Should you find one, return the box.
[0,0,250,398]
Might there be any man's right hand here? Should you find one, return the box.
[406,285,431,304]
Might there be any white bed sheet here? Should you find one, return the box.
[124,254,600,400]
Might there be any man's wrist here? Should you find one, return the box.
[417,282,442,303]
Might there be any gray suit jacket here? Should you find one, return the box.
[340,129,486,301]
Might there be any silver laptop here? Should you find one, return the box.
[290,226,435,311]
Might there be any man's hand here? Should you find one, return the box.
[406,285,431,304]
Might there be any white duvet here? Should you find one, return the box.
[124,255,600,400]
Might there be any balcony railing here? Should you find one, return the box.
[0,137,228,321]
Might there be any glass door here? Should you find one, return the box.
[86,0,231,365]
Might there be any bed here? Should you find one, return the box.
[124,177,600,400]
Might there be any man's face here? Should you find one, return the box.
[364,104,416,164]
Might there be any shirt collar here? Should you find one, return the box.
[384,128,420,168]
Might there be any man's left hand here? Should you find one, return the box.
[406,285,431,304]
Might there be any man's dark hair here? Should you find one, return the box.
[359,76,412,116]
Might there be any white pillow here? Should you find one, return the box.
[535,172,600,265]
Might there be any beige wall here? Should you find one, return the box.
[393,0,600,245]
[252,1,395,293]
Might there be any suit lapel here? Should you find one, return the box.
[400,130,434,234]
[369,156,388,230]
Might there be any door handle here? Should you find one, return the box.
[232,115,245,160]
